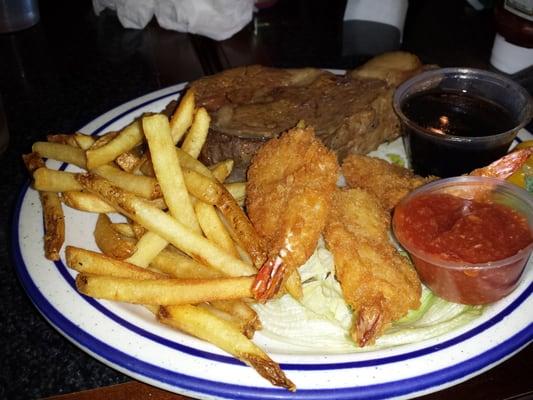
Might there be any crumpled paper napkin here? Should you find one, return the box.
[93,0,255,41]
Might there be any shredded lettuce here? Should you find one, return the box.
[253,240,483,353]
[386,153,405,167]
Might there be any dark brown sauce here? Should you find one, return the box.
[401,90,518,177]
[403,91,515,137]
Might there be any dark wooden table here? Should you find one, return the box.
[0,0,531,399]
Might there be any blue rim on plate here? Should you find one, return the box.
[12,84,533,399]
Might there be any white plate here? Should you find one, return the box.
[13,83,533,399]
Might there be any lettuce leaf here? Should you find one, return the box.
[253,240,483,353]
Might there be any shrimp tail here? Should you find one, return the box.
[470,148,533,179]
[352,302,385,347]
[252,255,286,302]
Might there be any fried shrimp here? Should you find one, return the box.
[342,154,433,211]
[324,188,421,347]
[470,147,533,179]
[247,126,339,301]
[343,149,533,212]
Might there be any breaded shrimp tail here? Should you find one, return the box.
[356,301,385,347]
[324,188,421,346]
[246,126,339,301]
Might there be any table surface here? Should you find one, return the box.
[1,0,532,399]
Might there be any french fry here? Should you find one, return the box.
[181,107,210,159]
[110,223,136,238]
[235,244,253,265]
[170,89,195,144]
[40,191,65,261]
[196,303,255,338]
[175,147,213,178]
[158,305,295,390]
[151,247,223,279]
[181,168,223,204]
[68,240,163,320]
[33,165,164,203]
[216,188,267,268]
[33,168,82,192]
[24,87,300,390]
[139,147,215,179]
[93,164,161,199]
[181,168,266,268]
[46,134,79,147]
[147,197,167,209]
[32,142,86,169]
[125,231,168,268]
[194,201,238,257]
[66,246,164,279]
[224,182,246,205]
[209,299,262,338]
[147,246,257,336]
[94,214,136,259]
[140,240,258,335]
[130,221,146,239]
[62,191,116,213]
[139,156,155,177]
[284,269,303,300]
[65,190,164,213]
[88,131,120,150]
[142,114,200,233]
[23,153,65,260]
[22,152,45,173]
[73,133,96,150]
[210,299,260,328]
[76,274,254,305]
[86,120,143,169]
[76,173,256,277]
[209,159,234,182]
[115,147,144,172]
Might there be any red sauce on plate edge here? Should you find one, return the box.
[393,193,533,305]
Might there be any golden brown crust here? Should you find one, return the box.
[247,127,339,268]
[217,186,267,268]
[39,191,65,261]
[324,188,421,346]
[247,127,339,299]
[342,154,432,211]
[244,353,296,391]
[22,152,45,173]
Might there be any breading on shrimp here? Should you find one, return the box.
[342,154,433,211]
[324,188,421,347]
[343,148,533,212]
[246,126,339,301]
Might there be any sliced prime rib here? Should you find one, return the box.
[188,53,422,180]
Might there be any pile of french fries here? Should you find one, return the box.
[22,90,295,391]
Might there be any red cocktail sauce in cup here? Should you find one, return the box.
[392,176,533,305]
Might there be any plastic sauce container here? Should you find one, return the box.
[392,176,533,304]
[393,68,533,178]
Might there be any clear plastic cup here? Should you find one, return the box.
[393,68,533,178]
[392,176,533,305]
[0,0,39,33]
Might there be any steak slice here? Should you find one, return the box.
[189,61,416,180]
[202,131,267,180]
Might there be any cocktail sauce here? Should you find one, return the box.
[393,192,533,304]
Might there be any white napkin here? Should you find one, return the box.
[92,0,255,41]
